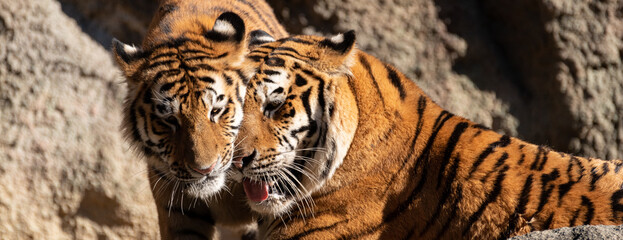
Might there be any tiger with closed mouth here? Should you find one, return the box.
[234,31,623,239]
[111,0,287,238]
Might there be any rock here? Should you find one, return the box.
[0,0,158,238]
[266,0,623,159]
[510,225,623,240]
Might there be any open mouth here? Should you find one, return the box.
[242,177,288,202]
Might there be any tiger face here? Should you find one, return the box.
[234,32,359,215]
[113,12,258,199]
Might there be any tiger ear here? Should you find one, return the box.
[112,38,146,81]
[205,12,245,43]
[319,30,356,54]
[248,30,276,49]
[316,30,357,71]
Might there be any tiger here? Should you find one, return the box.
[232,31,623,239]
[110,0,287,239]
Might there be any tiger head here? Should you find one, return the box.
[234,31,360,215]
[112,12,259,199]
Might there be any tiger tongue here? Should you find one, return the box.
[243,178,269,202]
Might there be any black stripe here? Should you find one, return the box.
[234,0,279,36]
[543,213,555,229]
[382,111,453,226]
[436,122,469,188]
[518,153,526,165]
[184,52,228,61]
[537,147,550,170]
[530,146,545,170]
[266,57,285,67]
[150,52,177,60]
[295,74,308,87]
[273,52,298,60]
[498,213,521,240]
[481,152,509,182]
[610,189,623,221]
[434,185,463,239]
[147,59,177,69]
[468,135,511,177]
[317,78,326,116]
[262,77,275,83]
[153,69,182,83]
[275,47,301,55]
[581,196,595,225]
[289,220,348,240]
[517,174,534,215]
[223,73,233,85]
[570,208,581,226]
[187,64,215,71]
[536,169,560,213]
[385,64,407,100]
[159,81,177,92]
[197,76,215,83]
[590,163,610,191]
[263,69,281,75]
[247,55,265,62]
[180,49,206,55]
[615,161,623,173]
[359,54,386,107]
[462,165,509,237]
[143,88,153,104]
[300,88,313,119]
[383,96,427,192]
[419,153,463,237]
[558,156,584,205]
[235,69,248,85]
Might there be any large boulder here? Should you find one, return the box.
[0,0,157,238]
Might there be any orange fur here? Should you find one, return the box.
[235,32,623,239]
[111,0,287,239]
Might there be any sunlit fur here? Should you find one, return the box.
[236,32,623,239]
[111,0,287,239]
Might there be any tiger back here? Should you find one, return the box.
[111,0,287,239]
[234,32,623,239]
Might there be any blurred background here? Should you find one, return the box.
[0,0,621,238]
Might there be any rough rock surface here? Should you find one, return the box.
[510,225,623,240]
[0,0,158,238]
[1,0,622,239]
[265,0,623,159]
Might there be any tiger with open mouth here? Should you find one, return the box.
[233,31,623,239]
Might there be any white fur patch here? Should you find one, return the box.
[213,20,236,36]
[330,33,344,44]
[123,44,139,55]
[256,35,275,43]
[266,70,287,84]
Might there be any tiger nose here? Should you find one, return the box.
[234,150,257,169]
[192,161,217,175]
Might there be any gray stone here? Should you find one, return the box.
[0,0,158,238]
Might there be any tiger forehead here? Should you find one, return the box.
[147,43,227,62]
